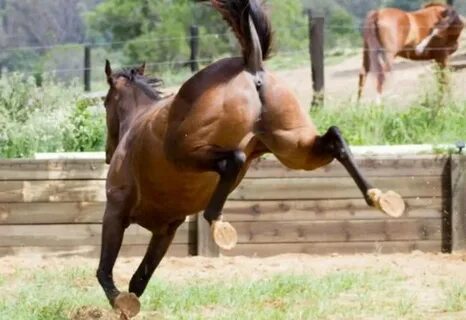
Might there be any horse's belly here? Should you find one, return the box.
[136,168,220,217]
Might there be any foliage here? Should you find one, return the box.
[0,73,105,158]
[311,97,466,146]
[87,0,309,71]
[62,98,106,152]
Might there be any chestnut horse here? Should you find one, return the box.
[98,0,405,318]
[358,3,464,104]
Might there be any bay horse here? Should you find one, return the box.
[98,0,405,318]
[358,3,464,104]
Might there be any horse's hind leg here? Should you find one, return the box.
[128,219,184,297]
[260,122,405,217]
[315,127,404,216]
[176,147,245,249]
[358,43,370,101]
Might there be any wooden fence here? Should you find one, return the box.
[0,154,464,258]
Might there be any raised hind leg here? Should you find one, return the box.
[258,80,405,217]
[168,145,246,249]
[128,219,184,297]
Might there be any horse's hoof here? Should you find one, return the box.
[114,292,140,319]
[211,219,238,250]
[368,189,405,218]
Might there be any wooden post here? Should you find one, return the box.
[451,155,466,252]
[197,214,220,257]
[189,25,200,73]
[84,45,91,92]
[308,10,325,108]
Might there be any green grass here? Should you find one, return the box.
[311,97,466,146]
[443,282,466,313]
[0,266,444,320]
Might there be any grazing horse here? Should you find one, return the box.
[98,0,405,318]
[358,3,464,104]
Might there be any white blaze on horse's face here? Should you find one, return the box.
[415,28,440,55]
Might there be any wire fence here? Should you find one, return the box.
[1,11,464,93]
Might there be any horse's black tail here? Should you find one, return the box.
[210,0,273,72]
[363,11,388,75]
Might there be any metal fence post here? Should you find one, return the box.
[189,25,200,73]
[308,10,325,109]
[84,45,91,92]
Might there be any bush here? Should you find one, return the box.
[0,73,105,158]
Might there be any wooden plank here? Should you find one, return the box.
[0,180,106,202]
[0,198,441,225]
[0,155,447,181]
[231,176,443,200]
[0,159,107,181]
[0,222,196,247]
[230,219,442,243]
[197,215,219,257]
[223,198,443,221]
[0,202,105,224]
[221,240,442,257]
[0,244,193,258]
[246,155,448,178]
[451,155,466,251]
[0,202,196,225]
[0,176,443,203]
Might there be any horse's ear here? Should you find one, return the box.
[105,59,112,78]
[136,62,146,76]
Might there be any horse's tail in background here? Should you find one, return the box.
[210,0,273,73]
[363,11,387,75]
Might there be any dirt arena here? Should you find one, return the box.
[1,251,465,319]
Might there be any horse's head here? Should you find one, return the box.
[104,60,162,164]
[415,4,464,56]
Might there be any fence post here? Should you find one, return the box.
[84,45,91,92]
[197,214,220,257]
[451,155,466,252]
[189,25,200,73]
[308,10,325,108]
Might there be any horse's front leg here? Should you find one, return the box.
[128,219,184,297]
[97,196,139,319]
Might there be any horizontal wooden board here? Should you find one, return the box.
[0,180,106,202]
[0,176,444,203]
[0,222,195,247]
[231,176,444,200]
[230,219,442,243]
[0,159,108,181]
[246,155,448,178]
[0,155,448,181]
[0,198,442,225]
[220,240,442,256]
[223,198,443,221]
[0,202,196,225]
[0,244,193,258]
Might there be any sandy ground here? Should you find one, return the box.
[1,252,466,319]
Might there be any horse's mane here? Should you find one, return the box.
[113,67,164,101]
[423,1,447,9]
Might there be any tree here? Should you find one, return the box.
[87,0,308,71]
[0,0,102,75]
